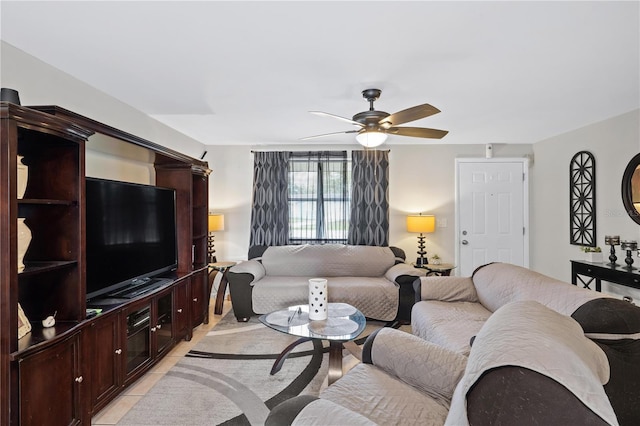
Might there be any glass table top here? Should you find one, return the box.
[259,303,366,341]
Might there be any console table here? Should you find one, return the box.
[571,260,640,292]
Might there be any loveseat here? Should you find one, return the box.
[267,300,629,425]
[226,244,425,322]
[411,262,611,355]
[410,262,640,424]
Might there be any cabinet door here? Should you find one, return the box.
[19,333,83,426]
[191,270,206,327]
[89,311,123,414]
[154,290,174,357]
[123,301,152,386]
[174,278,190,341]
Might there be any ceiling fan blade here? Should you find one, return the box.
[387,127,449,139]
[310,111,364,127]
[379,104,441,128]
[300,130,359,141]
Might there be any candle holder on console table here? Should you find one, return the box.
[605,235,620,266]
[620,240,637,270]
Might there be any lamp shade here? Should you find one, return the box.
[208,213,225,232]
[356,131,387,148]
[406,214,435,233]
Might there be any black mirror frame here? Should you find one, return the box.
[621,153,640,225]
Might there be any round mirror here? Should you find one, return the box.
[621,153,640,225]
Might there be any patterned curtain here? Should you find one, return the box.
[250,151,290,246]
[348,150,389,246]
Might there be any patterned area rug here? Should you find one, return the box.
[116,311,395,425]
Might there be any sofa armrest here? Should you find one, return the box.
[266,395,375,426]
[385,262,426,284]
[227,260,266,321]
[228,259,266,283]
[362,328,467,405]
[418,276,479,302]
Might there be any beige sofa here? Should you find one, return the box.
[409,262,640,424]
[227,244,425,322]
[411,262,610,355]
[267,300,624,425]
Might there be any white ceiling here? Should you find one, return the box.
[1,1,639,147]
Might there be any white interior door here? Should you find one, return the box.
[456,159,529,276]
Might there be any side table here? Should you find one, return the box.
[396,263,456,324]
[208,261,237,319]
[412,262,456,276]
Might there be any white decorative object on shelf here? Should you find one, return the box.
[17,155,28,199]
[17,218,32,272]
[308,278,328,320]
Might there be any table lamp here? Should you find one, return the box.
[407,214,435,266]
[208,213,225,263]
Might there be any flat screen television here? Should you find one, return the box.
[85,177,178,300]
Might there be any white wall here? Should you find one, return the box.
[205,143,534,264]
[531,109,640,299]
[1,42,206,162]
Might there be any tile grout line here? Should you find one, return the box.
[91,298,230,425]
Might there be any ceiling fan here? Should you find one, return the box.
[302,88,448,147]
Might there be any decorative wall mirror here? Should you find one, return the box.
[621,153,640,225]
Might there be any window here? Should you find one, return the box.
[288,151,350,244]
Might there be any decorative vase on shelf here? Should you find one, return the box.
[308,278,328,320]
[17,155,28,199]
[17,218,32,272]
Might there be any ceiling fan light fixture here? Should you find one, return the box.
[356,130,387,147]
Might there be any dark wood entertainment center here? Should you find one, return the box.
[1,103,210,425]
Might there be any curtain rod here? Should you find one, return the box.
[250,149,391,153]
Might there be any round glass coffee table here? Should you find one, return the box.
[259,303,366,384]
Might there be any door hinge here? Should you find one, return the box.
[523,227,526,235]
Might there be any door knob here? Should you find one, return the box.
[462,240,469,245]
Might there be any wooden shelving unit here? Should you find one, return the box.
[1,103,210,425]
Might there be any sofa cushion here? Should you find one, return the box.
[252,276,399,321]
[446,300,616,426]
[261,244,396,277]
[572,298,640,426]
[266,396,376,426]
[321,363,449,425]
[572,298,640,339]
[472,262,608,314]
[412,300,491,355]
[366,328,467,407]
[419,276,478,303]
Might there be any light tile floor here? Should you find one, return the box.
[91,298,363,424]
[91,298,232,425]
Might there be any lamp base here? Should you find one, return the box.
[208,233,217,264]
[416,257,429,266]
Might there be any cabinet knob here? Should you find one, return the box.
[151,327,157,332]
[177,308,183,313]
[115,349,122,355]
[75,376,83,383]
[156,324,162,329]
[193,298,198,302]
